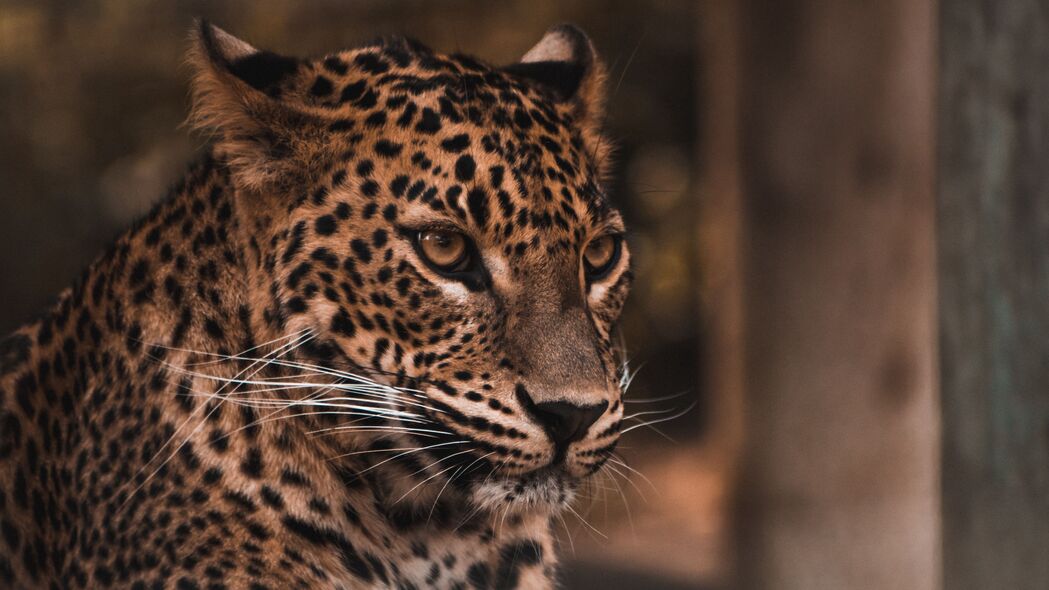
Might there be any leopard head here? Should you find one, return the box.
[188,21,631,512]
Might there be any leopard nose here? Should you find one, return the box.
[531,400,609,446]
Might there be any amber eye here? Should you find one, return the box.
[417,229,470,272]
[583,235,622,280]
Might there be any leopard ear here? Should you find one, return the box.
[504,25,609,170]
[187,20,305,190]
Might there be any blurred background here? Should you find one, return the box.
[4,1,1044,589]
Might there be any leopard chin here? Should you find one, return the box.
[470,467,581,515]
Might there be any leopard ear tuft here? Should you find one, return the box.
[187,20,305,190]
[504,25,611,175]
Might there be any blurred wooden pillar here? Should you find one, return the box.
[730,1,940,589]
[696,0,745,578]
[939,2,1049,588]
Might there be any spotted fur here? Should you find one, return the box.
[0,20,632,589]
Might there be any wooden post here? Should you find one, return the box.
[696,0,745,579]
[732,1,940,588]
[939,2,1049,588]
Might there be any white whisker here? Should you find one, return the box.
[121,330,315,509]
[395,449,477,504]
[565,502,607,540]
[620,400,697,435]
[609,455,659,495]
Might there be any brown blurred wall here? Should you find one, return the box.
[726,1,940,588]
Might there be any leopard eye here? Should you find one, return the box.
[583,234,622,280]
[416,229,470,273]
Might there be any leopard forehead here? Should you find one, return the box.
[259,37,622,244]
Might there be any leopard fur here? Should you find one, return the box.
[0,20,631,589]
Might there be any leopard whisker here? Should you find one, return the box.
[122,330,315,509]
[609,454,659,495]
[555,510,576,557]
[154,345,433,404]
[452,456,512,532]
[308,423,452,438]
[169,365,432,407]
[139,328,311,369]
[167,371,438,414]
[564,501,608,540]
[603,461,648,503]
[622,391,690,404]
[617,358,642,393]
[622,405,687,421]
[191,392,434,422]
[620,399,697,435]
[183,352,431,397]
[394,449,479,504]
[428,451,494,523]
[602,465,637,538]
[328,440,470,461]
[332,440,469,479]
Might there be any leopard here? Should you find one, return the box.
[0,19,632,589]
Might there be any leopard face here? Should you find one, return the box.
[193,22,631,513]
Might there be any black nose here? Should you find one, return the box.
[531,400,609,447]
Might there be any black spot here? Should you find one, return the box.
[323,56,349,75]
[390,175,410,198]
[331,311,356,338]
[415,108,442,134]
[240,447,263,478]
[467,189,489,228]
[350,240,372,263]
[440,134,471,153]
[259,486,285,510]
[396,102,418,127]
[375,140,403,158]
[315,215,337,236]
[309,76,333,97]
[455,155,476,182]
[513,108,533,129]
[356,89,378,110]
[493,540,543,589]
[0,334,31,376]
[354,52,390,74]
[467,562,490,589]
[340,80,367,103]
[282,221,307,263]
[129,259,149,287]
[360,180,379,197]
[365,111,387,127]
[281,516,373,582]
[329,119,354,132]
